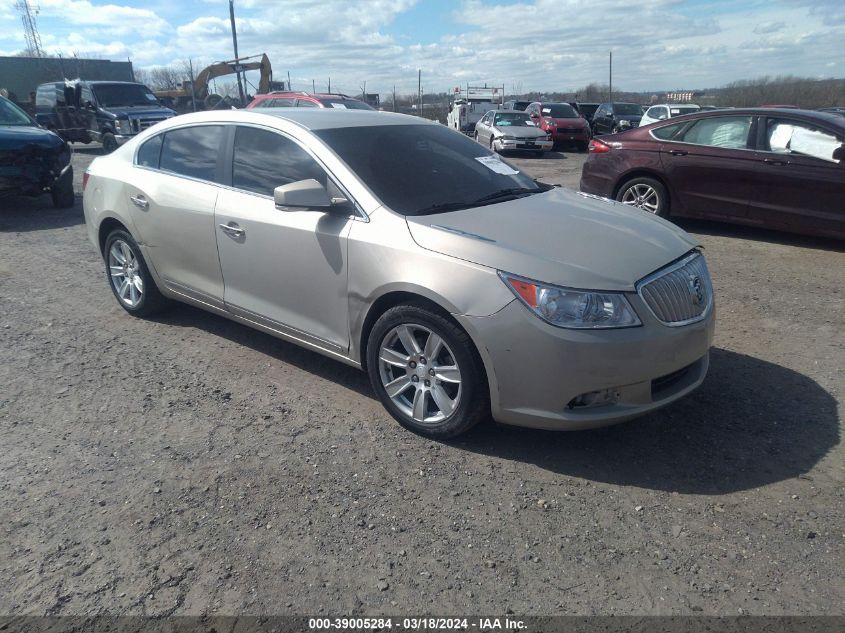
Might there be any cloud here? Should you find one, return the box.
[753,21,785,35]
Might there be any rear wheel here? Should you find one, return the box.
[103,229,168,317]
[367,304,489,438]
[50,166,74,208]
[616,177,669,217]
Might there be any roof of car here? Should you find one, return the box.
[156,108,434,131]
[648,107,845,128]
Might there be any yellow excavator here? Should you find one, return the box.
[154,53,284,110]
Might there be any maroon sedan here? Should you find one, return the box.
[525,102,591,151]
[580,108,845,240]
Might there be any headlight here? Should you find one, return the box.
[116,119,132,135]
[544,134,552,141]
[499,272,641,329]
[544,118,556,127]
[500,135,515,140]
[619,119,630,127]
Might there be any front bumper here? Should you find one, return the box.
[496,137,554,152]
[459,295,714,430]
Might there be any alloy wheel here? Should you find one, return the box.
[108,239,144,308]
[378,323,462,424]
[621,183,660,214]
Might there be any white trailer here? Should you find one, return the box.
[446,85,504,134]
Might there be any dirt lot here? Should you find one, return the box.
[1,146,843,618]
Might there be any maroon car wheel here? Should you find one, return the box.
[616,177,669,217]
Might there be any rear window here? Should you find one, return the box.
[317,98,374,110]
[159,125,224,181]
[541,104,578,118]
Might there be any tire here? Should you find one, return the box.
[490,136,499,154]
[366,303,489,439]
[103,229,168,317]
[474,132,479,142]
[50,166,75,208]
[615,177,669,217]
[101,132,118,154]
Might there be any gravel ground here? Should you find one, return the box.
[1,146,843,617]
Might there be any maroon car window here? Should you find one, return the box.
[765,119,841,163]
[651,122,686,140]
[678,116,752,149]
[296,99,319,108]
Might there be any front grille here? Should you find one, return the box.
[557,127,583,133]
[130,117,168,133]
[638,252,712,326]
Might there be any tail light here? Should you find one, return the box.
[589,139,611,153]
[82,170,90,192]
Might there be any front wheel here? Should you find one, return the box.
[367,304,489,438]
[101,132,118,154]
[103,229,168,317]
[616,177,669,217]
[51,166,74,208]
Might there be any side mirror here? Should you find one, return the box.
[833,145,845,162]
[85,101,96,110]
[274,179,348,211]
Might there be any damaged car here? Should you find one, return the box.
[1,95,74,208]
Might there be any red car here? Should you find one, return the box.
[525,102,591,151]
[246,92,374,110]
[580,108,845,240]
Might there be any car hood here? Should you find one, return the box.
[405,187,698,291]
[0,124,64,151]
[617,114,642,122]
[492,125,548,138]
[105,106,176,118]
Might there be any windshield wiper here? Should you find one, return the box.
[472,187,543,204]
[414,201,478,215]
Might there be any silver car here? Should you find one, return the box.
[474,109,553,155]
[83,109,714,438]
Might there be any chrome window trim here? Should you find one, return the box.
[635,250,713,327]
[132,120,369,223]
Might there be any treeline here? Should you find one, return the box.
[711,76,845,108]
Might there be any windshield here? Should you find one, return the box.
[92,83,159,108]
[541,104,578,118]
[578,104,599,116]
[613,103,644,116]
[318,98,375,110]
[314,124,545,216]
[0,97,33,126]
[494,112,533,127]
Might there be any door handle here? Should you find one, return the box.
[129,195,149,210]
[218,222,245,238]
[763,158,789,166]
[669,149,688,156]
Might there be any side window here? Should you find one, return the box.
[136,134,163,168]
[296,99,318,108]
[677,116,753,150]
[273,98,294,107]
[159,125,224,181]
[653,106,668,120]
[252,99,272,108]
[232,126,327,196]
[80,86,94,107]
[651,122,686,140]
[765,119,841,163]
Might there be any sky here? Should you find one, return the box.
[0,0,843,97]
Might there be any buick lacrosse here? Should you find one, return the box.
[83,109,714,438]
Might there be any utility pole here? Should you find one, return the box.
[328,77,331,92]
[188,58,197,112]
[312,79,315,93]
[609,50,613,103]
[229,0,245,104]
[393,85,396,112]
[287,70,291,91]
[417,69,421,112]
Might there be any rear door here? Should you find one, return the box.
[659,114,757,220]
[126,124,227,308]
[747,116,845,237]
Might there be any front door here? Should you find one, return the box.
[660,114,757,220]
[747,116,845,238]
[214,125,353,351]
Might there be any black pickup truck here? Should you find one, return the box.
[0,95,73,208]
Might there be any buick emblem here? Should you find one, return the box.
[688,275,705,305]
